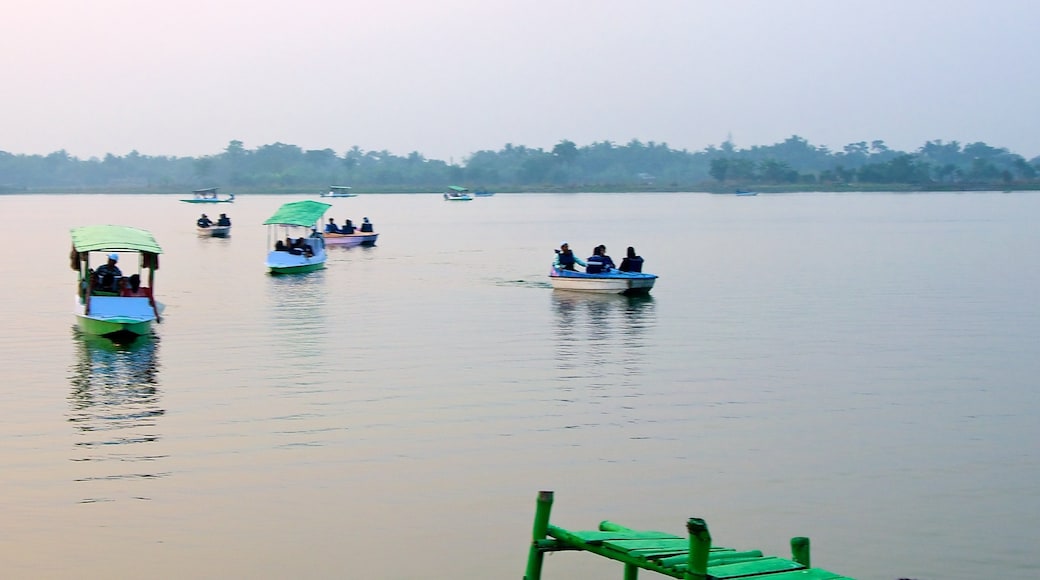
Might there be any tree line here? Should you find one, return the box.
[2,136,1037,193]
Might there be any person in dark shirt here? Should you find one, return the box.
[585,246,607,274]
[94,253,122,292]
[216,213,231,226]
[197,214,213,228]
[341,219,356,234]
[360,217,374,233]
[325,218,339,233]
[597,245,616,270]
[619,246,644,272]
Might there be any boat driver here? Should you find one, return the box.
[94,253,122,292]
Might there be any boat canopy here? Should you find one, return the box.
[263,200,332,227]
[71,225,163,254]
[193,187,219,194]
[330,185,352,190]
[448,185,469,193]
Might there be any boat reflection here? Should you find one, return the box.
[551,292,657,374]
[266,271,328,358]
[68,328,167,501]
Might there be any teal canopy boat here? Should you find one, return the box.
[444,185,473,201]
[70,225,164,338]
[264,200,331,275]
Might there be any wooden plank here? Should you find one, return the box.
[706,557,805,578]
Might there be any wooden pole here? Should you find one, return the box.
[524,491,554,580]
[791,536,811,568]
[684,518,711,580]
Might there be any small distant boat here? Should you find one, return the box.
[263,200,331,275]
[444,185,473,201]
[197,224,231,237]
[196,214,232,237]
[320,185,357,198]
[473,189,495,197]
[735,189,758,196]
[71,225,165,338]
[548,266,657,295]
[181,187,235,203]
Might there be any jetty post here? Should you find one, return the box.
[524,490,554,580]
[684,517,711,580]
[791,536,811,567]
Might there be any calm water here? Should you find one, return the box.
[1,192,1038,579]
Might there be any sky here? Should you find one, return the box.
[3,0,1040,162]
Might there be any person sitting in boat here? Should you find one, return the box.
[94,253,122,292]
[197,213,213,228]
[217,213,231,227]
[360,217,374,233]
[553,242,586,271]
[324,218,339,234]
[290,237,314,257]
[585,246,608,274]
[120,274,150,298]
[619,246,644,272]
[274,240,287,252]
[340,219,356,234]
[597,245,617,270]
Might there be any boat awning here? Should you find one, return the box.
[448,185,469,193]
[71,225,163,254]
[263,200,332,226]
[193,187,218,194]
[330,185,352,190]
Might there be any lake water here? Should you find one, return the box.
[1,191,1037,579]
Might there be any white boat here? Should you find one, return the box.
[548,266,658,295]
[320,185,357,198]
[264,200,331,275]
[735,189,758,196]
[197,224,231,237]
[196,213,232,237]
[324,231,378,246]
[444,185,473,201]
[71,225,165,338]
[181,187,235,203]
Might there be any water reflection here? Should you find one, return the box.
[67,329,166,502]
[266,271,328,358]
[551,292,657,374]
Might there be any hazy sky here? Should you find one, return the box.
[4,0,1039,161]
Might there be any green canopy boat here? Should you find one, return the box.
[70,225,164,338]
[264,200,331,274]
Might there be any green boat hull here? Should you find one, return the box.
[269,262,326,275]
[77,315,153,337]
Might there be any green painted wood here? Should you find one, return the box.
[656,550,761,568]
[526,491,854,580]
[791,536,810,567]
[524,491,554,580]
[705,557,805,578]
[685,518,711,580]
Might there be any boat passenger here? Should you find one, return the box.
[619,247,644,272]
[340,219,355,234]
[585,246,607,274]
[95,253,123,292]
[120,274,151,298]
[360,217,374,233]
[597,245,616,270]
[274,240,287,252]
[553,242,586,271]
[324,218,339,234]
[197,213,213,228]
[217,213,231,227]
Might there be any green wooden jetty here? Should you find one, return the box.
[525,491,854,580]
